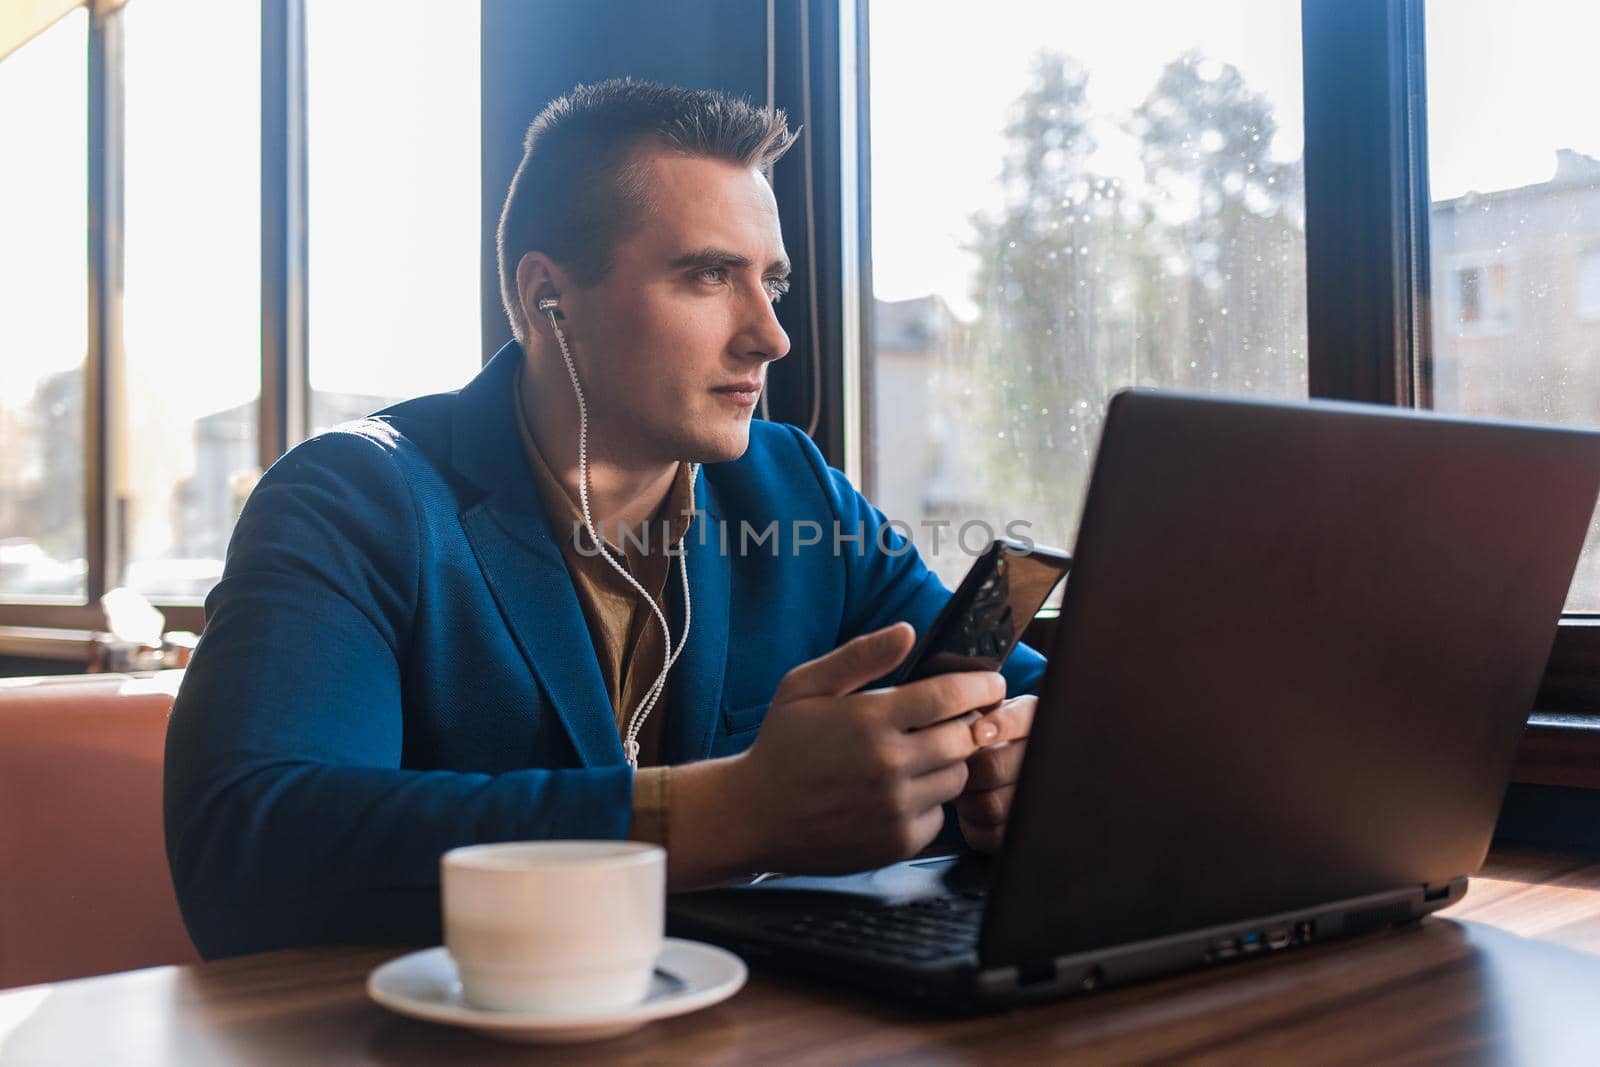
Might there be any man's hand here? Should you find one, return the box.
[715,622,1006,877]
[954,694,1037,854]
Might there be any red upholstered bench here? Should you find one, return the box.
[0,671,199,989]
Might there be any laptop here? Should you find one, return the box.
[667,389,1600,1012]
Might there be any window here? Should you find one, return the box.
[866,2,1306,590]
[1424,0,1600,611]
[859,0,1600,722]
[1448,260,1514,335]
[120,0,261,601]
[1579,247,1600,320]
[0,10,88,602]
[304,0,481,434]
[0,1,481,628]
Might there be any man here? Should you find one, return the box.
[164,79,1043,959]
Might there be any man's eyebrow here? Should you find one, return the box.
[670,248,791,278]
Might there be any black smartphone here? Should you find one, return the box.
[882,537,1072,690]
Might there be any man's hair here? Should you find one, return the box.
[496,78,800,344]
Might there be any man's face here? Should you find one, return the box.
[560,150,792,467]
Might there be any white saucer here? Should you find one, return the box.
[366,938,747,1045]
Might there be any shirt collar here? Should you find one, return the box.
[513,363,696,559]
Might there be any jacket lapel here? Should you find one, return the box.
[453,342,621,767]
[460,501,623,767]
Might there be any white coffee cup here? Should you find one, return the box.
[440,840,665,1014]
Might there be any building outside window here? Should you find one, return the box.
[1578,246,1600,321]
[1425,0,1600,610]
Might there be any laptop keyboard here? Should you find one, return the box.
[762,891,985,964]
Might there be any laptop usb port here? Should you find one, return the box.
[1239,932,1263,954]
[1209,936,1239,961]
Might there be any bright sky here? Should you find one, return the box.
[4,0,1598,412]
[302,0,480,400]
[1423,0,1600,199]
[0,8,87,413]
[868,0,1600,319]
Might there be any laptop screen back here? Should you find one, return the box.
[982,391,1600,966]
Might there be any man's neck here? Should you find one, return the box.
[517,356,680,535]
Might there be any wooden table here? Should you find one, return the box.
[5,845,1600,1066]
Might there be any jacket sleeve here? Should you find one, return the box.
[785,425,1048,699]
[163,426,632,959]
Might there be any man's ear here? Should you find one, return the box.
[515,252,572,338]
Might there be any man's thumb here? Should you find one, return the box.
[777,622,916,701]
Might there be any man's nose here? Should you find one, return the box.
[743,288,792,365]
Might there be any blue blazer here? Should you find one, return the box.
[164,342,1046,958]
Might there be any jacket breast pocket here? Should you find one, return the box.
[722,700,770,737]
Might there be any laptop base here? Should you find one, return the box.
[669,859,1467,1012]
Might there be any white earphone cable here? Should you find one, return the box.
[543,303,696,769]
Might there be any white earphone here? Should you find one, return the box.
[540,295,698,769]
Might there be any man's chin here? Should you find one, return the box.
[685,421,752,465]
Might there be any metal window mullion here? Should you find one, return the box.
[836,0,864,490]
[261,0,308,468]
[85,3,125,604]
[1398,0,1434,409]
[847,0,874,498]
[776,0,848,470]
[1302,0,1430,405]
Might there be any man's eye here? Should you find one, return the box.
[766,279,791,303]
[698,267,728,284]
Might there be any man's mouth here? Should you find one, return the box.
[711,381,762,407]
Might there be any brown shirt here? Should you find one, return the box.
[513,371,695,848]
